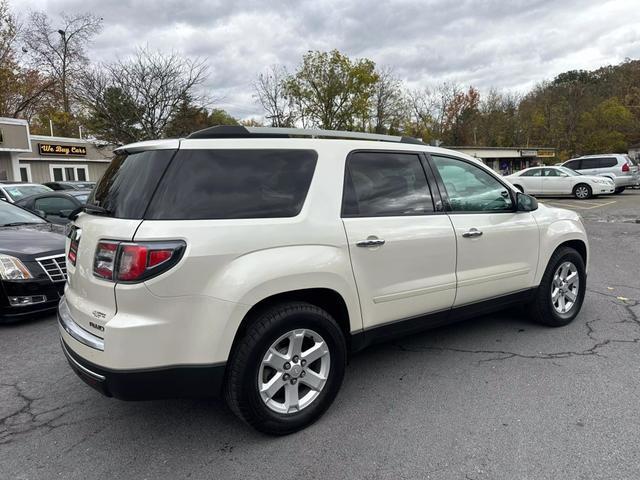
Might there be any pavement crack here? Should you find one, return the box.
[0,381,89,445]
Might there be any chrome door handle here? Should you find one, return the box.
[462,228,483,238]
[356,236,386,247]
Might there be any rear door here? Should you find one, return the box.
[429,154,539,307]
[342,151,457,330]
[64,148,176,335]
[580,157,601,176]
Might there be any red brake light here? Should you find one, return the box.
[622,162,630,172]
[93,241,185,282]
[94,241,118,280]
[148,249,173,267]
[118,245,148,281]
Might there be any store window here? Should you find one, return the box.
[50,164,89,182]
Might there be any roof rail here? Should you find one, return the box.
[186,125,425,145]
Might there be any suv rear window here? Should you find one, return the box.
[88,150,175,219]
[145,149,317,220]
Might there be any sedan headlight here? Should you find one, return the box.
[0,255,33,280]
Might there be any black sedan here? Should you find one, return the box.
[14,191,90,224]
[0,201,67,323]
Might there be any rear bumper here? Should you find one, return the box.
[613,175,639,188]
[61,337,226,400]
[58,303,226,400]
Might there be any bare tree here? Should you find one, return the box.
[0,0,17,66]
[370,67,404,134]
[78,48,208,142]
[23,11,102,116]
[253,65,295,127]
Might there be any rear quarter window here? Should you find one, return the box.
[88,150,175,219]
[145,149,318,220]
[598,157,617,168]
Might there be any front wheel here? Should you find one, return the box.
[614,187,625,194]
[224,302,346,435]
[573,183,592,199]
[529,247,586,327]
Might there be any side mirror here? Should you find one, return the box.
[59,209,73,218]
[517,192,538,212]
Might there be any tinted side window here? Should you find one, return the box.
[521,169,542,177]
[598,157,617,168]
[564,159,581,170]
[581,158,600,169]
[89,150,175,219]
[431,156,513,212]
[342,152,434,217]
[34,196,77,214]
[147,149,317,220]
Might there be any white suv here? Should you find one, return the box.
[562,154,640,193]
[59,127,589,435]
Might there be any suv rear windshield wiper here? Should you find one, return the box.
[69,204,113,220]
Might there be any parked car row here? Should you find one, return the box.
[0,200,67,322]
[0,180,94,223]
[506,153,639,199]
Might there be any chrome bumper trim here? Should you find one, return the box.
[58,297,105,351]
[60,338,105,382]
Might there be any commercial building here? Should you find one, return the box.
[0,117,112,183]
[449,146,556,174]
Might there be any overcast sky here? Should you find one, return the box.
[18,0,640,119]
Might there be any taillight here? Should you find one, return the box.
[94,241,118,280]
[68,238,79,266]
[622,162,630,172]
[67,226,80,266]
[93,241,185,283]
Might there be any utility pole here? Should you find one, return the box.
[58,29,69,115]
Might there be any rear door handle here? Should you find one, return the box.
[462,228,483,238]
[356,236,386,247]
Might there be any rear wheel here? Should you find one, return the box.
[529,247,586,327]
[614,187,625,194]
[573,183,592,199]
[224,302,346,435]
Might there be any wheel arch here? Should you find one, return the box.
[229,287,353,357]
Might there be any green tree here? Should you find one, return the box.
[82,86,142,144]
[164,95,210,138]
[208,108,238,126]
[576,98,635,154]
[284,50,378,130]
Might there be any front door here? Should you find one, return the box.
[430,155,539,306]
[342,151,457,330]
[541,167,569,195]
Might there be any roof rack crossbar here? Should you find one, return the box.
[186,125,424,145]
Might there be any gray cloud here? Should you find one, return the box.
[18,0,640,119]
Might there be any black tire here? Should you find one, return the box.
[513,184,524,193]
[529,247,586,327]
[224,301,346,435]
[573,183,592,199]
[614,187,625,194]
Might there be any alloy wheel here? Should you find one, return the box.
[258,329,331,414]
[551,261,580,314]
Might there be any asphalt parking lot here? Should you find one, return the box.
[2,191,639,480]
